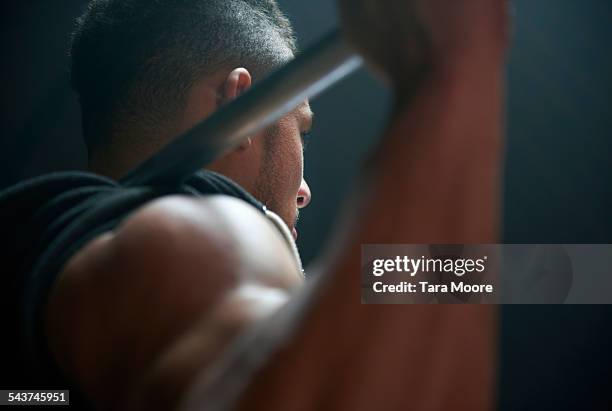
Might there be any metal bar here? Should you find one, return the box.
[120,29,362,187]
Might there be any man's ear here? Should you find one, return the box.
[222,67,252,102]
[221,67,253,151]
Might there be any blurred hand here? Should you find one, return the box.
[338,0,511,89]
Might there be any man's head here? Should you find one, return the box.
[71,0,312,235]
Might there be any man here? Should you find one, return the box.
[1,0,509,410]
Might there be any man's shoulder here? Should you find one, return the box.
[64,194,303,294]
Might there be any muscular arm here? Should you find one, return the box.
[45,195,302,410]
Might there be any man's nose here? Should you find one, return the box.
[297,179,311,209]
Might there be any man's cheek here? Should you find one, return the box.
[288,143,304,192]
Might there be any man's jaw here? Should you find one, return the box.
[291,210,300,240]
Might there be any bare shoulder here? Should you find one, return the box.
[45,194,302,409]
[112,194,302,288]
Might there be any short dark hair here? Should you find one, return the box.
[70,0,296,153]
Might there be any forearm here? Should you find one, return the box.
[362,59,504,244]
[228,57,503,410]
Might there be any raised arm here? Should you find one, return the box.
[223,1,510,409]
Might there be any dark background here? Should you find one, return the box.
[1,1,611,410]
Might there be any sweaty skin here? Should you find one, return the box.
[45,1,509,410]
